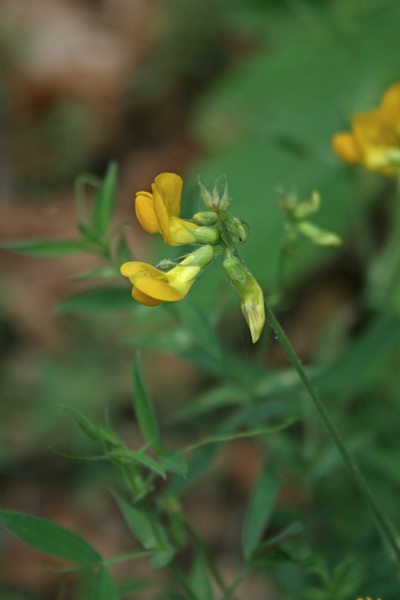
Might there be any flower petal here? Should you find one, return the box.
[381,82,400,124]
[332,133,361,164]
[135,275,185,302]
[132,286,164,306]
[153,173,183,217]
[135,192,160,234]
[166,217,199,245]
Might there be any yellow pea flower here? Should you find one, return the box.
[333,82,400,175]
[135,173,200,245]
[120,245,214,306]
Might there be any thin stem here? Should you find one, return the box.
[264,300,400,566]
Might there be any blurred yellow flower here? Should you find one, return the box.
[135,173,200,245]
[120,245,214,306]
[333,82,400,175]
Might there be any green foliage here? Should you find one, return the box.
[0,511,101,564]
[132,353,163,456]
[242,470,280,560]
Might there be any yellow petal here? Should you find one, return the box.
[132,286,164,306]
[381,82,400,124]
[135,275,185,301]
[120,261,157,278]
[153,173,183,217]
[165,216,199,246]
[135,192,160,234]
[152,185,170,242]
[332,132,361,164]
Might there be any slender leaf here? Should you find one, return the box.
[61,406,121,448]
[242,471,280,560]
[114,494,164,551]
[132,353,163,455]
[0,239,88,257]
[92,566,119,600]
[160,450,187,478]
[149,547,176,570]
[0,510,101,564]
[253,522,303,556]
[92,162,118,238]
[110,450,166,479]
[189,555,214,600]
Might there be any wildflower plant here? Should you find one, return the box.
[1,153,399,600]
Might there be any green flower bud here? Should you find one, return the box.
[297,221,342,246]
[223,250,247,290]
[191,226,220,245]
[192,211,219,226]
[223,250,265,343]
[224,213,247,244]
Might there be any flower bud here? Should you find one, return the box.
[223,250,265,343]
[191,226,220,245]
[297,221,342,246]
[223,250,247,290]
[192,211,218,226]
[224,213,247,244]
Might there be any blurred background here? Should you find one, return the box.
[2,0,400,598]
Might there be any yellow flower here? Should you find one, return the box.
[333,82,400,175]
[135,173,200,245]
[120,245,214,306]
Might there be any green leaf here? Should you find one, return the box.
[114,494,163,550]
[242,470,280,560]
[132,353,163,455]
[109,450,166,479]
[57,287,133,313]
[92,162,118,239]
[253,522,303,556]
[0,239,88,257]
[92,566,119,600]
[149,547,176,570]
[189,554,214,600]
[0,510,101,564]
[61,406,120,448]
[160,450,187,478]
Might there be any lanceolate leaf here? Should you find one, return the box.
[132,353,163,456]
[0,239,89,257]
[0,510,101,564]
[92,162,118,239]
[242,471,280,560]
[57,288,133,314]
[92,566,119,600]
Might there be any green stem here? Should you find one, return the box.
[264,300,400,566]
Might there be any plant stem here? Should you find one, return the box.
[264,300,400,566]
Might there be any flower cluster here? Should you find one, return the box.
[333,82,400,175]
[120,173,265,343]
